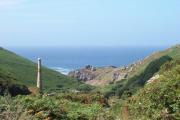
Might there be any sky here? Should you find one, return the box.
[0,0,180,47]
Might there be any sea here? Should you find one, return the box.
[9,47,166,75]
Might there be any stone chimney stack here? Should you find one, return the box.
[37,58,43,94]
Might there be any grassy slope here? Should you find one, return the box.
[124,45,180,79]
[0,47,80,91]
[101,45,180,97]
[108,47,180,120]
[125,60,180,120]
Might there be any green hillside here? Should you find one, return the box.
[126,60,180,120]
[109,60,180,120]
[107,46,180,120]
[104,45,180,98]
[0,47,80,93]
[0,45,179,120]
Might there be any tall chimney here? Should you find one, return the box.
[37,58,43,94]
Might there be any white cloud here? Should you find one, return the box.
[0,0,25,7]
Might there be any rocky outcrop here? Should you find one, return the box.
[68,65,97,82]
[113,72,128,81]
[69,45,180,86]
[147,74,160,84]
[85,65,96,71]
[68,61,143,86]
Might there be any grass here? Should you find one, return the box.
[0,48,81,92]
[103,45,180,98]
[108,60,180,120]
[126,60,180,120]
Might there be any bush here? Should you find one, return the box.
[0,96,34,120]
[126,63,180,120]
[77,84,95,92]
[0,92,105,120]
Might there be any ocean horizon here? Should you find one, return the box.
[9,46,167,75]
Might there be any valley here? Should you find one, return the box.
[0,45,179,120]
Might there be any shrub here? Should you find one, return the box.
[126,63,180,120]
[0,92,105,120]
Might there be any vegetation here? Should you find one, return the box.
[104,45,180,98]
[76,84,95,92]
[108,60,180,120]
[0,45,180,120]
[0,47,86,94]
[126,60,180,120]
[106,55,172,97]
[0,92,109,120]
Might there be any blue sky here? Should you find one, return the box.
[0,0,180,47]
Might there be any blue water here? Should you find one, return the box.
[9,47,166,74]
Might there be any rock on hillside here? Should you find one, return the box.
[68,45,180,86]
[68,61,143,86]
[147,74,160,84]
